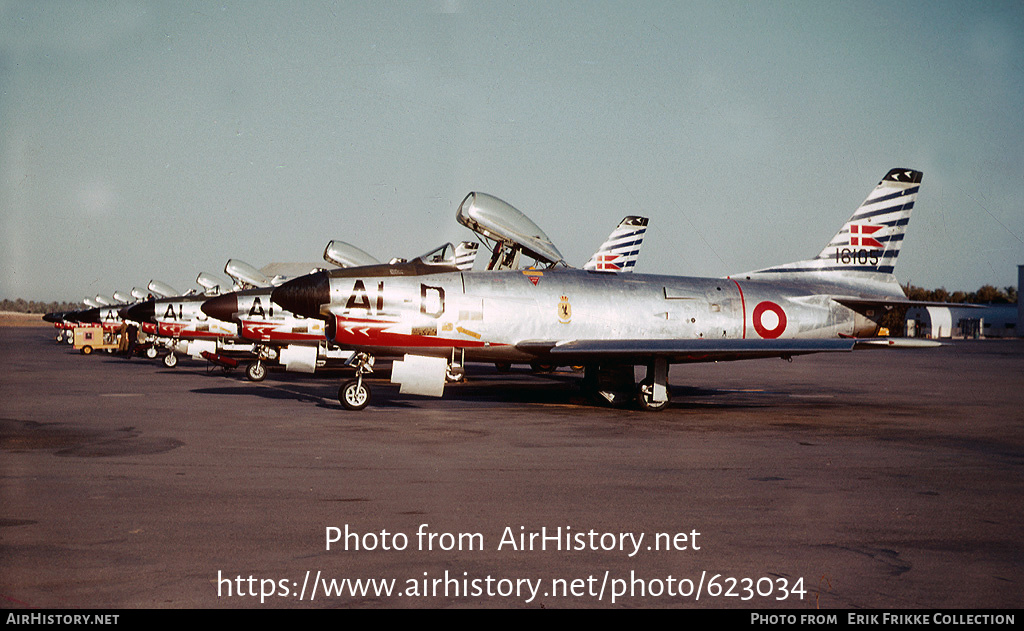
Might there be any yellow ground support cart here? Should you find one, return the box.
[73,326,119,355]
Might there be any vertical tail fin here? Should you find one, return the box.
[583,216,649,273]
[745,168,922,280]
[455,241,480,271]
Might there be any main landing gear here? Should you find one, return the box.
[635,358,671,411]
[583,359,671,411]
[338,352,375,411]
[446,348,466,383]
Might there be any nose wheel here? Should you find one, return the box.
[246,360,267,382]
[338,352,375,411]
[339,378,370,410]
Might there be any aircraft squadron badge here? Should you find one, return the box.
[558,295,571,324]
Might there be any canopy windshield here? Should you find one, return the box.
[416,243,457,266]
[456,192,564,267]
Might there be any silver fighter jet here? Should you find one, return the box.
[271,168,938,411]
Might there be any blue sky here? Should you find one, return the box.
[2,0,1022,301]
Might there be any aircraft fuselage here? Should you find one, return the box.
[295,267,880,363]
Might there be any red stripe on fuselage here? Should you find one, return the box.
[241,323,323,342]
[730,278,747,339]
[333,315,502,349]
[157,322,233,339]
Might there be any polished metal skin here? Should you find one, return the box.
[270,169,932,410]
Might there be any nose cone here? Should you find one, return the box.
[202,293,239,322]
[77,307,102,323]
[64,309,86,323]
[43,311,66,323]
[271,271,330,319]
[122,300,156,324]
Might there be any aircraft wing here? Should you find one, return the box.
[515,338,860,364]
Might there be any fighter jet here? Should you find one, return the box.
[205,224,638,382]
[202,242,483,381]
[44,308,89,343]
[271,168,938,411]
[200,244,379,380]
[121,275,250,367]
[49,283,176,348]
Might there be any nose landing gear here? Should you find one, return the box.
[338,352,375,411]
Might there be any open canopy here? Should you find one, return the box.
[456,192,564,268]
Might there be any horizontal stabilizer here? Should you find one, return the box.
[833,296,986,310]
[852,338,943,349]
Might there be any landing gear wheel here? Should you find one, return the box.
[163,352,178,368]
[145,347,158,359]
[636,380,670,412]
[530,363,555,373]
[247,361,267,382]
[339,379,370,411]
[445,365,465,383]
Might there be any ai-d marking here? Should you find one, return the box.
[343,280,445,319]
[248,297,274,318]
[752,301,787,339]
[163,303,206,322]
[344,280,386,313]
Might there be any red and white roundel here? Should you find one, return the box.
[752,301,787,339]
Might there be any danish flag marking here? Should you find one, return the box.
[595,254,622,271]
[849,224,883,248]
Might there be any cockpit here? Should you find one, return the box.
[456,192,566,271]
[416,243,457,267]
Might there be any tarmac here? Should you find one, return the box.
[1,327,1021,608]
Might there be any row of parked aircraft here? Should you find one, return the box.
[47,168,940,411]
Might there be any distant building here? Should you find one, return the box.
[906,304,1017,339]
[904,265,1021,339]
